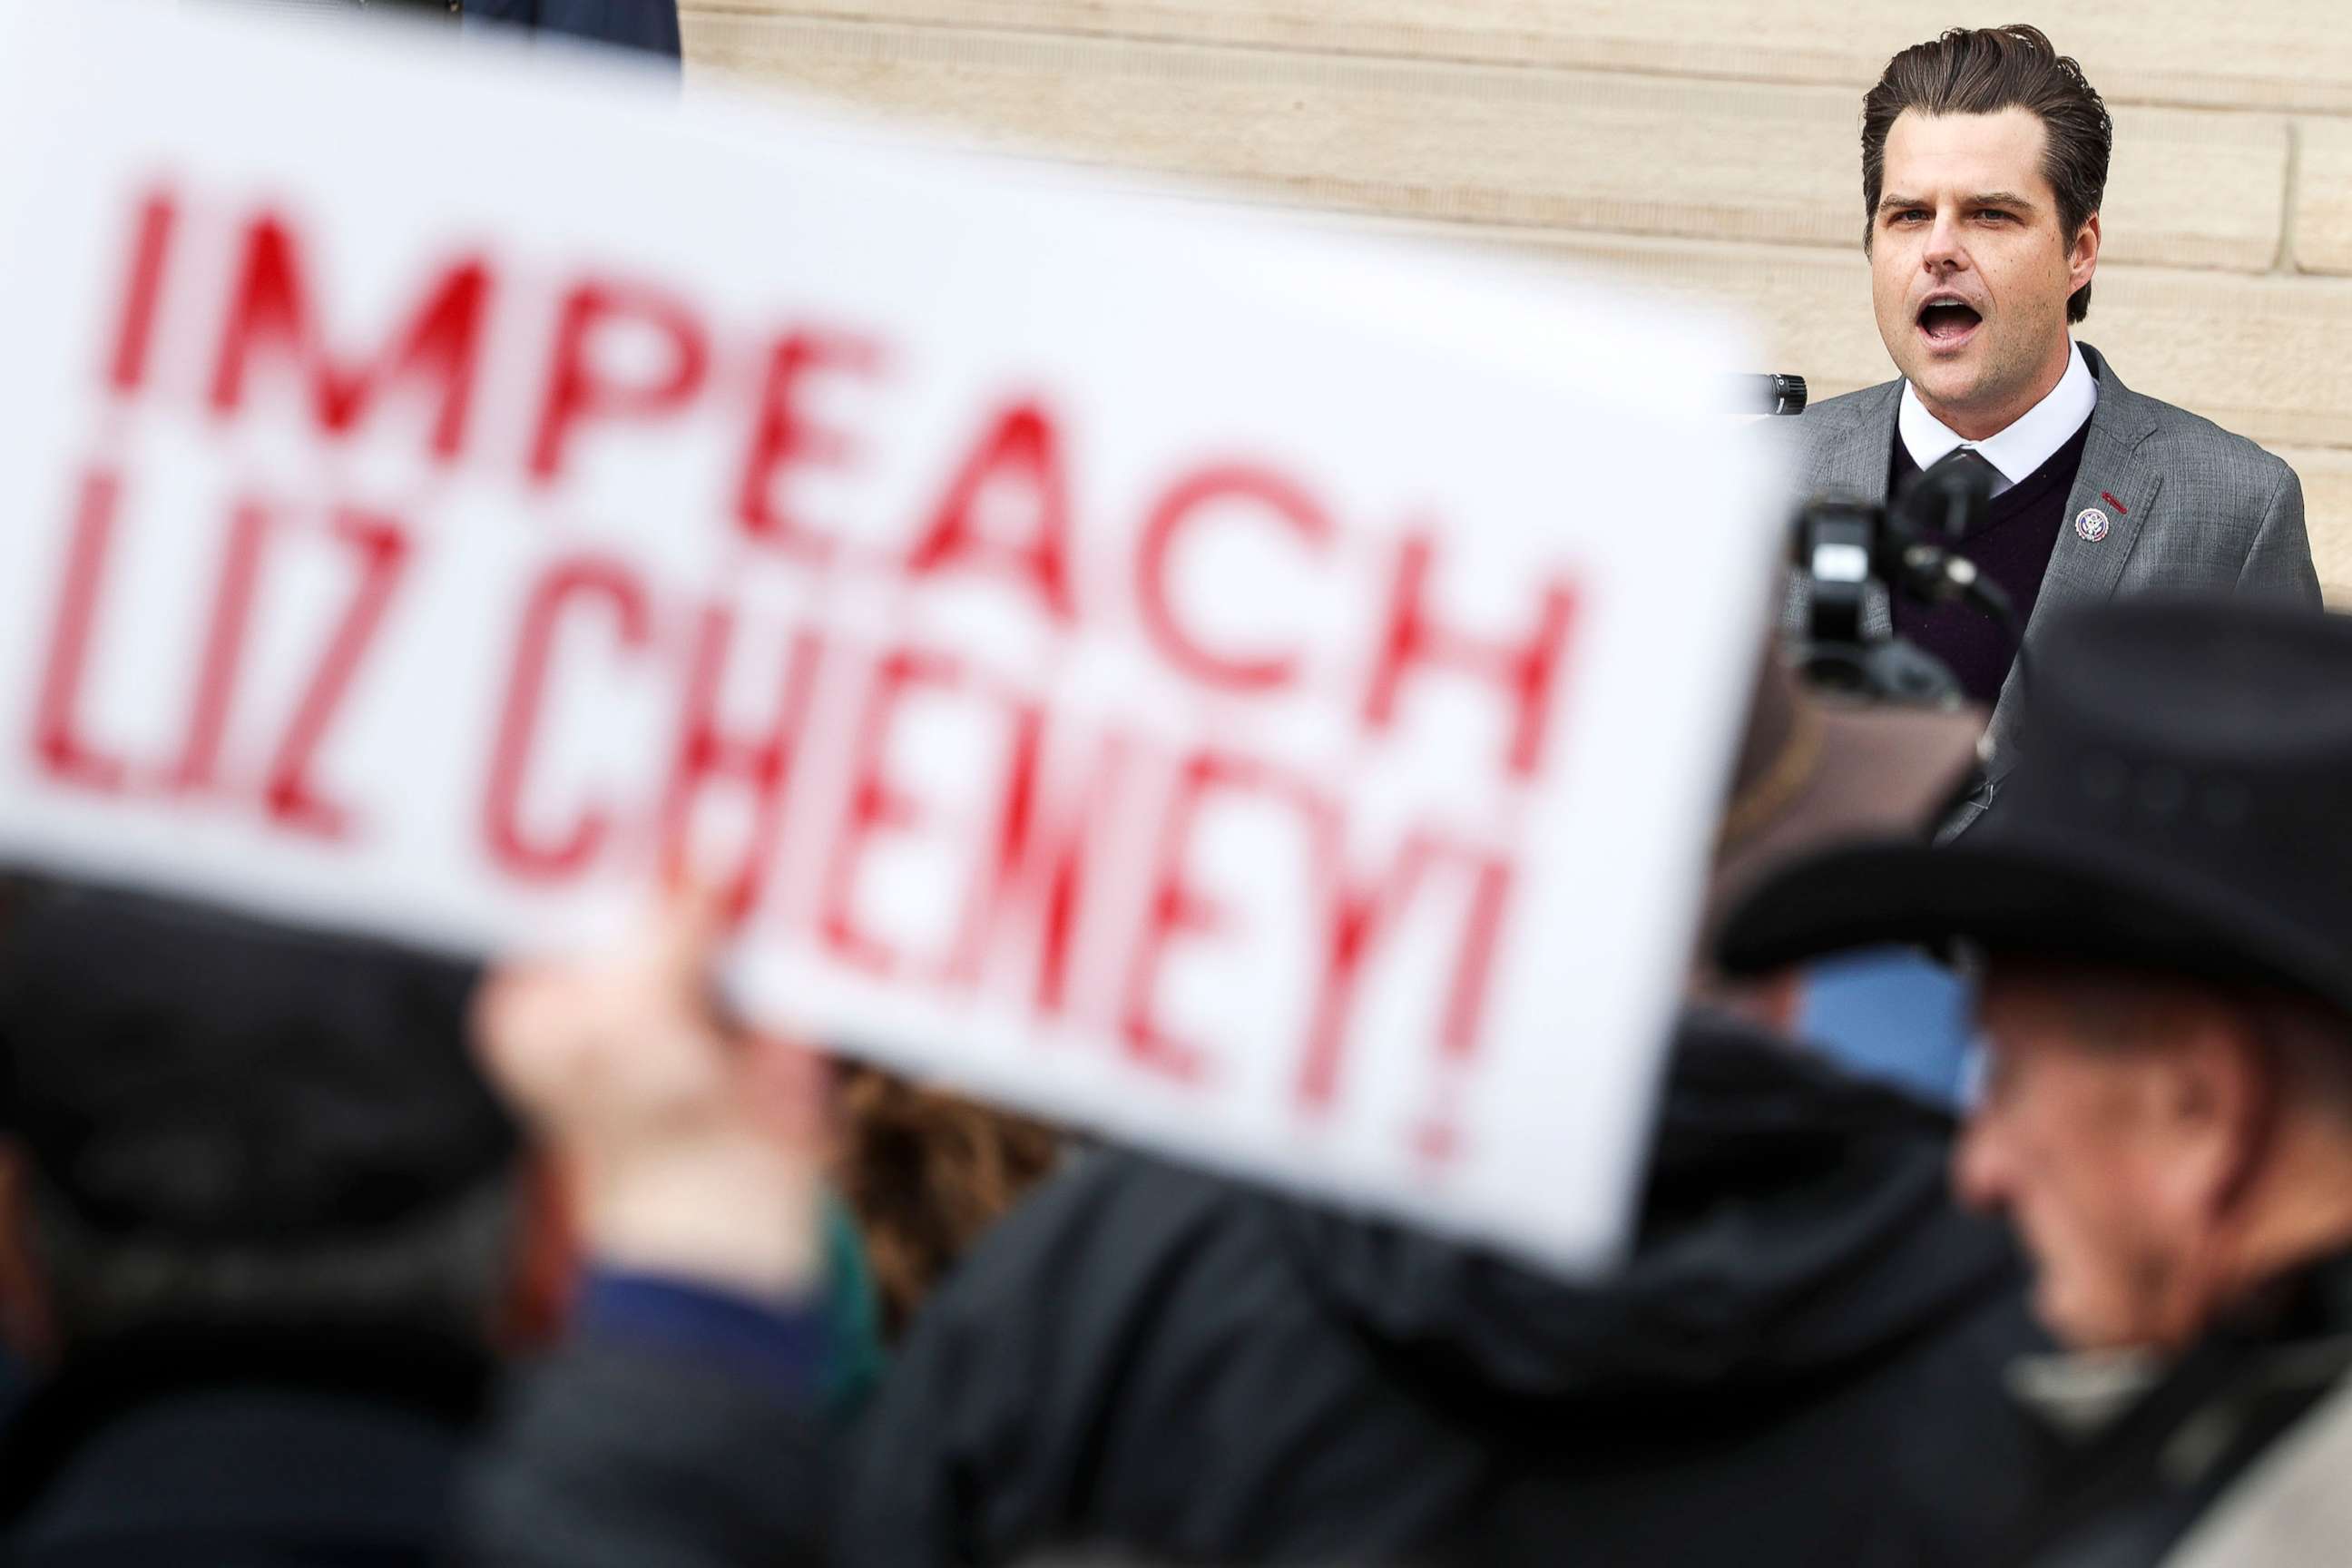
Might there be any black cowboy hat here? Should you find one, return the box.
[1715,599,2352,1023]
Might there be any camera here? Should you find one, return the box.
[1786,450,2024,708]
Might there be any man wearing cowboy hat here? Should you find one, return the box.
[1719,600,2352,1567]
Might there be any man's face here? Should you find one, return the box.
[1955,971,2231,1350]
[1868,107,2097,438]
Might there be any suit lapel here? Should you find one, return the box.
[1983,344,2161,775]
[1804,380,1900,504]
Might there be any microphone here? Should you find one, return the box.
[1896,448,1995,542]
[1740,373,1808,416]
[1889,451,2017,634]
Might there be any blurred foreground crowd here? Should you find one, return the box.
[8,9,2352,1568]
[3,592,2351,1568]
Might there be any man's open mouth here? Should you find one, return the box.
[1916,299,1983,347]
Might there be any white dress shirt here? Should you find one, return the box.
[1897,340,2098,496]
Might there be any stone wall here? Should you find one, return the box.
[681,1,2352,601]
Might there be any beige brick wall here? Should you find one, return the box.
[682,1,2352,603]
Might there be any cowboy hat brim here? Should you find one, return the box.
[1714,827,2352,1024]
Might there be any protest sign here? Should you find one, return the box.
[0,0,1779,1269]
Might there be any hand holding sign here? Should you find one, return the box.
[475,887,826,1301]
[0,0,1778,1269]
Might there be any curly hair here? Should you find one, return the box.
[832,1064,1063,1338]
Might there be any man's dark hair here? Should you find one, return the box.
[0,880,524,1345]
[1861,24,2112,323]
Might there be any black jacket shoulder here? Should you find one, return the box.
[843,1016,2054,1567]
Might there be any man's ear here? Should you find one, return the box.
[2150,1013,2272,1221]
[0,1142,61,1365]
[2069,211,2102,296]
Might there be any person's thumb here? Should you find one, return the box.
[649,879,728,999]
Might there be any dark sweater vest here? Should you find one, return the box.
[1888,416,2092,705]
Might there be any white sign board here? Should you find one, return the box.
[0,0,1779,1269]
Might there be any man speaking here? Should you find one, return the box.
[1788,25,2318,806]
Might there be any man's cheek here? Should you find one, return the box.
[2024,1177,2132,1344]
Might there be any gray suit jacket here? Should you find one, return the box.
[1781,342,2320,814]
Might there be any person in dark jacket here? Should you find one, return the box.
[832,1022,2043,1566]
[466,633,2053,1566]
[0,881,564,1567]
[1716,601,2352,1568]
[465,886,836,1568]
